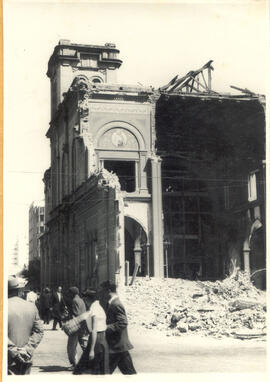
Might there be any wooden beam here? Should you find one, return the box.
[208,67,212,90]
[191,75,209,92]
[230,85,256,96]
[201,70,208,90]
[190,78,195,92]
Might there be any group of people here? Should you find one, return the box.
[37,285,68,329]
[8,276,136,375]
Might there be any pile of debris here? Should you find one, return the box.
[121,272,266,340]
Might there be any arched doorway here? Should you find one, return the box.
[124,216,147,276]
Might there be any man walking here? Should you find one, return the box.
[52,286,65,330]
[40,287,52,325]
[67,286,87,370]
[100,280,136,374]
[8,276,44,375]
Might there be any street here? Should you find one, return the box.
[31,323,267,374]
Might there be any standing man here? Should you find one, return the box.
[99,280,136,374]
[67,287,87,370]
[8,276,44,375]
[52,286,65,330]
[40,287,52,325]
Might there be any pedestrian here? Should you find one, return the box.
[8,276,44,375]
[99,280,136,374]
[73,289,109,375]
[67,286,87,371]
[35,291,41,315]
[40,288,52,325]
[51,286,65,330]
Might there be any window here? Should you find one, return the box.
[91,77,102,84]
[248,173,257,202]
[103,160,136,193]
[80,54,98,68]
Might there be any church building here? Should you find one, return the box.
[40,40,265,290]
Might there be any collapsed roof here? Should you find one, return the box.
[159,60,264,102]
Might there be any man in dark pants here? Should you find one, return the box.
[52,286,65,330]
[100,280,136,375]
[66,287,87,370]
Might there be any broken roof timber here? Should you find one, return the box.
[159,61,264,101]
[160,60,216,94]
[230,85,258,96]
[159,91,265,102]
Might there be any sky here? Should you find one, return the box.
[3,1,269,264]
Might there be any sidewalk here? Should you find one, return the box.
[31,323,267,374]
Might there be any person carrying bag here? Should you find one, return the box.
[73,289,109,375]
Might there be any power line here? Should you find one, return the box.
[7,169,262,184]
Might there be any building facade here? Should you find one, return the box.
[40,40,265,290]
[41,40,163,290]
[29,202,45,263]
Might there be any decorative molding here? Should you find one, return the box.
[111,130,127,147]
[94,121,146,151]
[98,128,139,150]
[71,75,90,92]
[89,103,149,115]
[79,96,89,118]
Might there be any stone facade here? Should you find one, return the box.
[41,40,163,289]
[41,40,265,290]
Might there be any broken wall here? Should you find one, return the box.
[41,170,124,290]
[155,94,265,280]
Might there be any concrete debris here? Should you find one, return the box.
[96,168,121,190]
[232,329,267,340]
[122,272,266,340]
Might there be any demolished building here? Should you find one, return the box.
[40,40,266,290]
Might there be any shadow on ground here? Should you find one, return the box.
[37,365,70,372]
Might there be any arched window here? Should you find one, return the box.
[90,76,103,84]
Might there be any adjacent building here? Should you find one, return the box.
[29,202,45,263]
[40,40,265,290]
[9,239,19,271]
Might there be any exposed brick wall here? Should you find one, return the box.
[43,173,122,291]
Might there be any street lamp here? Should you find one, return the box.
[163,238,171,278]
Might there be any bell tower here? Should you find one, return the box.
[47,39,122,119]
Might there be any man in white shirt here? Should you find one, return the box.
[73,289,109,374]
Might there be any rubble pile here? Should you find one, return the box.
[122,272,266,339]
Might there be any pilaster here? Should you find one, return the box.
[151,156,164,277]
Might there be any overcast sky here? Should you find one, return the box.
[3,1,269,261]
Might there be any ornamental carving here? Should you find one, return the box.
[111,130,127,147]
[89,103,149,115]
[71,75,90,92]
[98,128,139,150]
[79,97,89,118]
